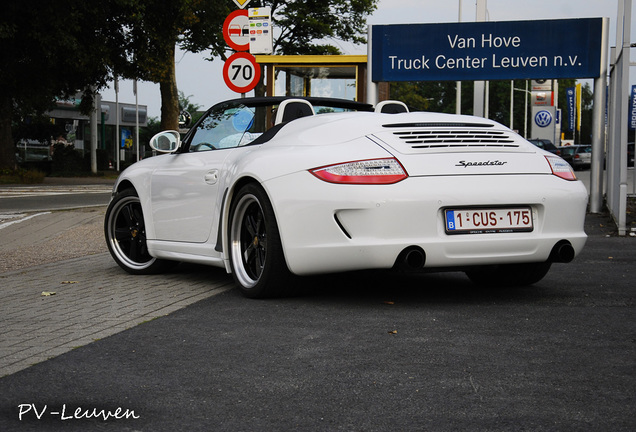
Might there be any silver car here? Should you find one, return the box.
[559,145,591,170]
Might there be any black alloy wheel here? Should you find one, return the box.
[105,189,173,274]
[229,183,290,298]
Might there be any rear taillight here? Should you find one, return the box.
[310,158,408,184]
[545,155,577,181]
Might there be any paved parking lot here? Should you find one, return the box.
[0,253,233,377]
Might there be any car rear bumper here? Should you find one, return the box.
[265,173,589,276]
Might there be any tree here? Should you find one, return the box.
[123,1,230,131]
[205,0,378,98]
[390,78,593,141]
[1,0,378,171]
[233,0,377,56]
[0,1,131,170]
[130,0,378,131]
[390,81,473,114]
[179,91,205,125]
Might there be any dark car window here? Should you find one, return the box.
[529,139,557,153]
[186,97,375,152]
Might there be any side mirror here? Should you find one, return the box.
[150,130,181,153]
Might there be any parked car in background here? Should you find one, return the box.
[558,145,591,170]
[528,138,559,154]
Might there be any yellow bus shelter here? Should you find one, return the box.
[254,55,387,103]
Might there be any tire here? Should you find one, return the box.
[105,188,175,275]
[465,262,552,288]
[228,183,291,298]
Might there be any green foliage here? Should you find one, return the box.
[391,79,593,140]
[0,0,379,170]
[179,91,202,113]
[124,1,230,83]
[243,0,378,56]
[139,117,163,149]
[94,149,111,172]
[0,168,46,184]
[13,116,66,144]
[51,144,88,175]
[390,81,471,114]
[1,1,131,117]
[0,1,135,170]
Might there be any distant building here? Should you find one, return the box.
[48,94,148,162]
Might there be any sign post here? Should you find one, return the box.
[232,0,251,9]
[223,52,261,93]
[223,9,250,52]
[223,7,264,95]
[222,6,268,95]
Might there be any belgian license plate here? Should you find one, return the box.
[445,207,533,234]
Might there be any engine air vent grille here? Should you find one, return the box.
[383,123,518,149]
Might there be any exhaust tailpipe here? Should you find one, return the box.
[549,240,575,263]
[395,247,426,271]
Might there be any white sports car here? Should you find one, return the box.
[105,96,588,298]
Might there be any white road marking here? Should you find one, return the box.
[0,186,112,199]
[0,212,51,230]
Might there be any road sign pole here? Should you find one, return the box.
[366,25,378,105]
[473,0,487,117]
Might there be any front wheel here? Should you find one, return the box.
[465,262,552,288]
[105,189,175,274]
[228,184,291,298]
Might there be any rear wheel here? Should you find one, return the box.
[228,183,291,298]
[105,189,175,274]
[465,262,552,288]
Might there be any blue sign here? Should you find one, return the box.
[566,87,575,132]
[630,85,636,131]
[121,129,132,149]
[535,110,553,128]
[372,18,603,82]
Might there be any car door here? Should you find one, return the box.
[149,104,256,243]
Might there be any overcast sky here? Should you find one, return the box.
[101,0,630,118]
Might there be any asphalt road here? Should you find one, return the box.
[0,184,112,213]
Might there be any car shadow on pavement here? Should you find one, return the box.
[263,268,573,307]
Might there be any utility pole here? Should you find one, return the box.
[456,0,462,114]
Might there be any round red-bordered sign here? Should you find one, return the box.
[223,10,250,52]
[223,52,261,94]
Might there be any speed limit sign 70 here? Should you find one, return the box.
[223,52,261,94]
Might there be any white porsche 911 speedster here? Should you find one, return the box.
[105,97,588,298]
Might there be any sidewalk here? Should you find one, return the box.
[0,253,233,377]
[42,176,117,186]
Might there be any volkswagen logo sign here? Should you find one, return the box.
[535,110,553,128]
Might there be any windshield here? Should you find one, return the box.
[187,98,373,152]
[189,104,262,152]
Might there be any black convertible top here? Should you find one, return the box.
[214,96,374,112]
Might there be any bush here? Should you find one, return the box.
[96,149,110,171]
[51,143,88,175]
[0,168,46,184]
